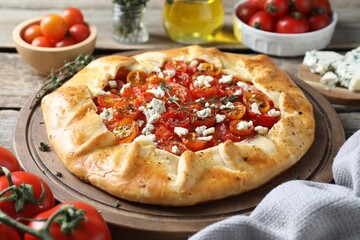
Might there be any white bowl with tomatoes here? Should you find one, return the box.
[12,7,97,76]
[233,0,337,56]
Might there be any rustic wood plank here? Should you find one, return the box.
[0,110,18,153]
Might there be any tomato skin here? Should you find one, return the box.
[112,101,139,120]
[40,14,67,42]
[264,0,289,18]
[155,125,178,142]
[97,94,122,108]
[68,23,90,43]
[276,12,309,33]
[229,120,255,136]
[0,224,21,240]
[248,11,276,32]
[31,36,55,47]
[159,109,191,130]
[164,60,188,73]
[23,24,42,44]
[247,110,280,129]
[0,171,55,220]
[291,0,313,15]
[24,202,112,240]
[157,140,187,155]
[311,0,332,17]
[61,7,84,28]
[236,1,259,23]
[181,133,212,152]
[189,83,218,99]
[0,147,21,175]
[55,37,76,47]
[107,117,139,143]
[308,14,331,31]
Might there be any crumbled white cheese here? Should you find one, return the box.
[202,127,215,136]
[99,108,113,120]
[197,136,213,141]
[171,145,180,154]
[254,126,268,135]
[236,81,249,92]
[142,123,155,135]
[174,127,188,137]
[92,87,107,97]
[189,60,198,68]
[108,80,118,89]
[251,102,261,115]
[196,108,212,119]
[195,126,207,135]
[194,75,214,88]
[236,120,253,131]
[146,86,165,98]
[163,69,176,76]
[215,114,226,123]
[267,109,281,117]
[219,75,233,84]
[120,83,131,94]
[320,71,338,89]
[220,102,234,110]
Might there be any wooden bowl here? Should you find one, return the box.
[12,17,97,76]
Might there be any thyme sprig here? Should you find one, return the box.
[30,54,95,109]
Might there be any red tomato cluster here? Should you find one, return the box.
[236,0,333,33]
[23,7,90,48]
[0,146,112,240]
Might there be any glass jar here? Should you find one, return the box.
[112,3,149,44]
[163,0,224,44]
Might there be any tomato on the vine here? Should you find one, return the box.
[0,171,55,220]
[40,14,67,41]
[264,0,289,18]
[0,147,20,175]
[276,12,309,34]
[248,11,276,32]
[61,7,84,28]
[24,202,112,240]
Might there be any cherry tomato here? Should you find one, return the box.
[61,7,84,28]
[189,83,218,99]
[311,0,332,17]
[126,70,147,85]
[0,147,20,175]
[165,83,193,105]
[96,94,122,108]
[23,24,42,44]
[112,101,139,119]
[107,118,139,143]
[0,171,55,220]
[31,36,55,47]
[134,92,155,109]
[236,1,259,23]
[213,123,242,144]
[276,12,309,34]
[155,125,178,142]
[0,224,21,240]
[248,11,276,32]
[223,101,246,120]
[196,62,221,77]
[159,109,191,130]
[264,0,289,18]
[243,92,271,113]
[167,72,192,87]
[181,132,212,152]
[164,60,188,73]
[68,23,90,43]
[248,0,266,10]
[308,14,331,31]
[247,110,280,128]
[55,37,77,47]
[229,120,255,136]
[291,0,313,15]
[24,202,112,240]
[40,14,67,42]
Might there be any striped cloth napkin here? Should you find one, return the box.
[189,130,360,240]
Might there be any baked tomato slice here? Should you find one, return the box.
[181,132,212,152]
[189,83,218,99]
[247,110,280,129]
[164,60,188,73]
[213,123,242,144]
[223,101,246,120]
[155,125,178,142]
[229,119,255,136]
[196,62,221,77]
[159,109,191,130]
[112,101,139,120]
[243,92,271,113]
[126,70,147,85]
[96,94,122,108]
[107,117,139,143]
[164,82,193,105]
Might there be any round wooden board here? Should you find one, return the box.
[13,72,344,240]
[298,64,360,106]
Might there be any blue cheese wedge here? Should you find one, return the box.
[303,50,343,75]
[320,71,338,89]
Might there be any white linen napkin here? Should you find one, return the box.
[189,130,360,240]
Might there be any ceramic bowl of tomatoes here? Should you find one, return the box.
[12,7,97,76]
[233,0,337,56]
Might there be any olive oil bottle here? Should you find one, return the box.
[163,0,224,44]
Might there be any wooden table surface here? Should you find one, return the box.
[0,0,359,237]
